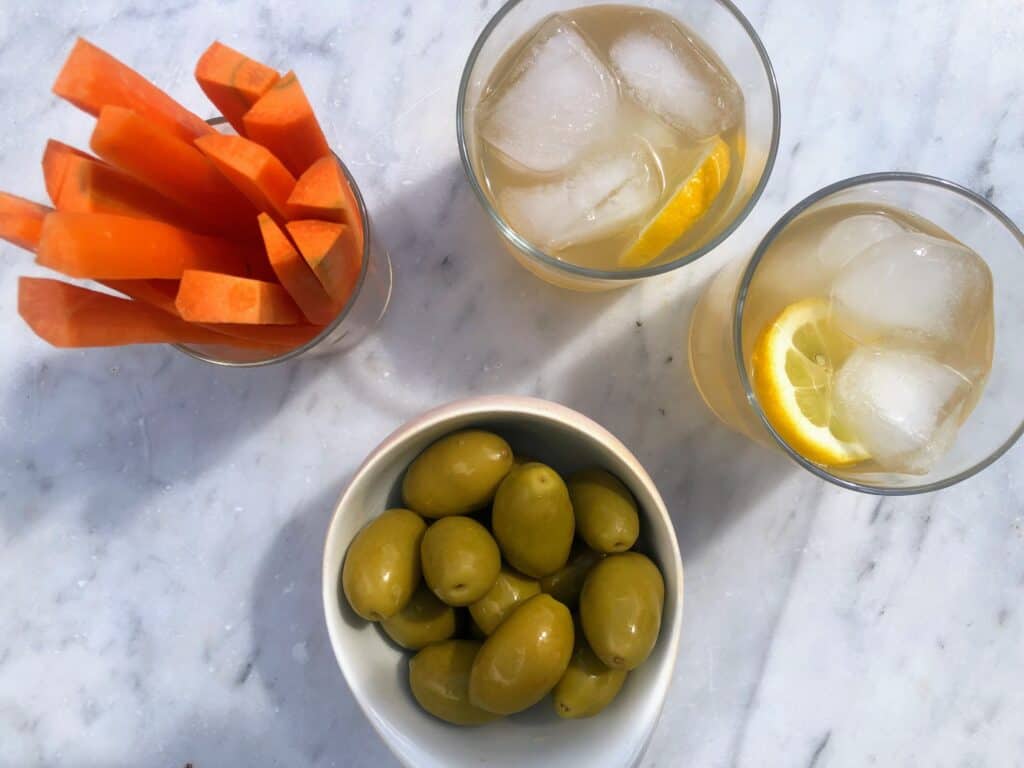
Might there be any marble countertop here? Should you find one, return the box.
[2,1,1023,766]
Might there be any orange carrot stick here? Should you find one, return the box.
[202,322,323,349]
[103,277,316,349]
[194,133,295,221]
[287,155,365,251]
[195,42,280,136]
[258,213,340,325]
[91,106,257,239]
[42,140,97,204]
[100,279,181,315]
[285,220,361,306]
[102,276,315,348]
[57,154,210,232]
[37,212,250,279]
[18,277,259,349]
[98,279,308,350]
[53,38,213,144]
[0,193,52,252]
[242,71,330,177]
[175,269,303,325]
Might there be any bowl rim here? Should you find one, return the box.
[321,395,684,766]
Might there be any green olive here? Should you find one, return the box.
[580,552,664,670]
[421,517,501,606]
[402,430,514,518]
[568,469,640,554]
[492,463,574,578]
[342,508,426,621]
[468,566,541,635]
[381,584,456,650]
[469,594,574,715]
[409,640,500,726]
[553,640,628,719]
[539,546,604,608]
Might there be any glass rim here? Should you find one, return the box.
[732,171,1024,495]
[456,0,782,282]
[174,117,374,368]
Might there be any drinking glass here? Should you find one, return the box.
[458,0,781,291]
[689,173,1024,494]
[176,118,393,367]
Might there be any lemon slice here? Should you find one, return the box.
[619,136,731,268]
[751,298,870,467]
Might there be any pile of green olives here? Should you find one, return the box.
[341,429,666,726]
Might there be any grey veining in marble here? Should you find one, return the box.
[1,1,1022,766]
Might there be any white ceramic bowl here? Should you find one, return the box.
[322,396,684,768]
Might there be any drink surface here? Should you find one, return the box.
[692,202,995,479]
[471,5,746,272]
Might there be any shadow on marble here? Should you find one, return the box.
[99,480,399,768]
[247,479,398,768]
[549,279,797,559]
[0,345,336,536]
[342,160,628,416]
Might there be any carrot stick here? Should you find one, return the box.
[53,38,213,144]
[194,133,295,221]
[104,276,314,349]
[242,71,330,177]
[0,193,52,252]
[57,154,210,232]
[91,106,257,239]
[258,213,340,325]
[37,212,250,279]
[42,140,97,204]
[287,155,365,251]
[100,279,181,315]
[195,42,280,136]
[18,277,262,349]
[285,220,361,306]
[201,322,323,349]
[175,269,303,325]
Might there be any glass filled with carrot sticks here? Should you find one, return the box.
[6,39,391,367]
[176,118,393,367]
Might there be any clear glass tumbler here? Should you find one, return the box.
[458,0,781,291]
[689,173,1024,494]
[176,119,393,367]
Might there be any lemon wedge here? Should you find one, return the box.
[619,136,731,268]
[751,298,870,467]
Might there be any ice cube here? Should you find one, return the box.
[817,213,905,271]
[478,16,619,174]
[499,142,660,251]
[632,109,684,152]
[834,348,970,474]
[831,232,993,354]
[609,18,742,141]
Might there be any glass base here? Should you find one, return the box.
[505,241,636,292]
[177,247,393,367]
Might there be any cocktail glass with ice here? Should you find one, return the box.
[688,173,1024,494]
[458,0,780,290]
